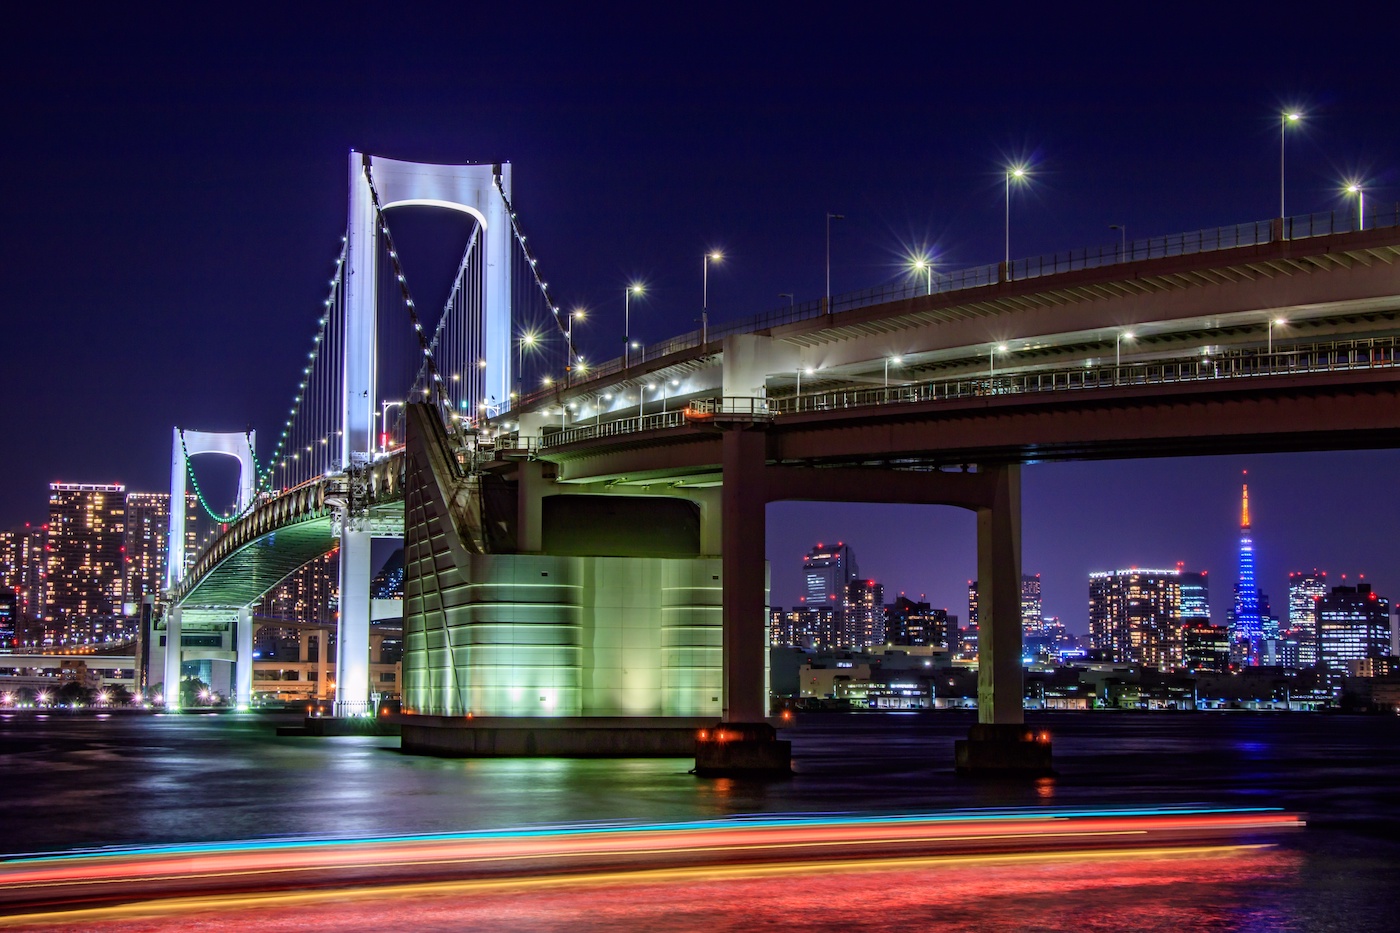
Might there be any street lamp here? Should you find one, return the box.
[379,400,404,452]
[990,344,1007,377]
[1280,111,1302,220]
[703,251,722,346]
[884,355,902,389]
[566,309,584,384]
[911,256,934,295]
[1345,182,1366,231]
[796,366,814,399]
[1268,317,1286,354]
[1005,165,1029,268]
[1110,224,1127,262]
[624,284,644,367]
[826,213,844,313]
[1116,331,1136,382]
[517,330,538,404]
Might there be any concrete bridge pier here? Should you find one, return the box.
[956,463,1052,775]
[697,422,791,776]
[335,528,373,716]
[235,607,253,710]
[163,608,182,711]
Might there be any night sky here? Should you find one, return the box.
[4,4,1397,632]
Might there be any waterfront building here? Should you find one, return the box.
[1178,566,1210,622]
[1088,568,1183,668]
[0,525,45,635]
[1182,621,1231,672]
[0,589,16,652]
[968,574,1043,634]
[1317,582,1391,678]
[44,484,126,639]
[802,542,858,647]
[1288,571,1328,667]
[1230,479,1264,664]
[123,492,197,613]
[770,606,832,648]
[885,596,953,649]
[845,579,884,647]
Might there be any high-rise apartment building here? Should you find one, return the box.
[968,574,1043,633]
[44,484,126,628]
[0,525,45,632]
[885,596,953,649]
[124,492,198,612]
[845,579,885,647]
[1088,568,1183,668]
[1317,582,1391,677]
[1287,570,1328,667]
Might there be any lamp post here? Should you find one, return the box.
[624,284,643,367]
[1116,331,1135,383]
[1280,111,1301,219]
[379,400,404,452]
[912,257,934,295]
[1345,182,1365,231]
[796,366,813,401]
[517,330,537,405]
[990,344,1006,378]
[1005,165,1028,268]
[883,355,902,389]
[1110,224,1127,262]
[1268,317,1286,355]
[703,251,722,346]
[566,309,584,385]
[779,293,795,308]
[826,213,844,313]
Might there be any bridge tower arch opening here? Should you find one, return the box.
[164,430,257,712]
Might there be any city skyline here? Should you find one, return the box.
[3,9,1398,636]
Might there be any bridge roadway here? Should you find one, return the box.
[178,220,1400,759]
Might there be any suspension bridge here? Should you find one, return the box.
[162,152,1400,772]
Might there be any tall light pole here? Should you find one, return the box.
[516,330,537,405]
[1268,317,1286,354]
[566,309,584,386]
[1005,165,1028,268]
[826,213,844,314]
[1280,111,1302,219]
[1116,331,1135,383]
[703,251,722,346]
[1345,182,1366,231]
[884,355,902,389]
[1110,224,1127,261]
[779,293,795,308]
[911,257,934,295]
[624,284,644,367]
[990,344,1006,378]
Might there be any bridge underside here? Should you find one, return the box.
[178,516,337,610]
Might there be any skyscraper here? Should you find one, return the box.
[968,574,1043,634]
[0,525,45,634]
[1316,582,1391,680]
[802,542,857,646]
[1088,568,1183,668]
[1287,570,1328,667]
[123,492,197,613]
[44,483,126,637]
[845,578,885,647]
[1178,565,1210,622]
[1230,478,1263,665]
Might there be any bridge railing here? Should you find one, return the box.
[529,336,1399,451]
[513,206,1397,409]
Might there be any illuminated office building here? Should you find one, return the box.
[1317,582,1391,678]
[1088,568,1183,668]
[802,542,858,647]
[1182,620,1231,672]
[1287,570,1328,667]
[0,589,16,652]
[886,596,953,649]
[1178,566,1210,622]
[44,484,126,628]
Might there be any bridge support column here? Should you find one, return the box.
[698,423,790,776]
[163,608,182,711]
[956,463,1051,775]
[516,460,547,552]
[235,608,253,710]
[335,528,372,716]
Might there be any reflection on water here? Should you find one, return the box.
[0,710,1398,929]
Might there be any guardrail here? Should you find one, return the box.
[515,206,1399,407]
[528,336,1400,451]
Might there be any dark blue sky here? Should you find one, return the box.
[3,3,1397,630]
